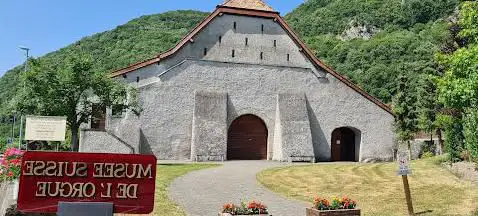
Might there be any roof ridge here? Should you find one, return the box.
[221,0,275,12]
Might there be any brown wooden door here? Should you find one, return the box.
[227,115,268,160]
[331,128,356,161]
[331,129,342,161]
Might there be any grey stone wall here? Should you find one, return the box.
[397,139,440,160]
[79,130,136,154]
[274,93,314,162]
[119,14,324,86]
[0,181,16,216]
[191,91,228,161]
[87,13,396,161]
[135,60,394,161]
[107,111,141,153]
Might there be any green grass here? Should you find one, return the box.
[257,157,478,216]
[118,163,220,216]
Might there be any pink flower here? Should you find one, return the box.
[10,158,21,166]
[4,148,23,157]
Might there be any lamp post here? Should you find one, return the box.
[19,46,30,150]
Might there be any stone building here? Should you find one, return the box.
[79,0,396,162]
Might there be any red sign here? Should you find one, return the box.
[18,152,157,214]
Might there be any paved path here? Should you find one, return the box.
[169,161,309,216]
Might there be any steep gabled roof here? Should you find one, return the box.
[110,5,393,115]
[222,0,275,12]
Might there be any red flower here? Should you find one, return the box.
[7,171,14,177]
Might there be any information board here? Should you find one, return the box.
[25,116,67,141]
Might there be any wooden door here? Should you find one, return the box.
[227,115,268,160]
[331,129,342,161]
[331,128,356,161]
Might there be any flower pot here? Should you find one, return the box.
[219,213,269,216]
[306,208,361,216]
[11,180,19,200]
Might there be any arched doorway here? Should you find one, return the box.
[331,127,359,162]
[227,115,268,160]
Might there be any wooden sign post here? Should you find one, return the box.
[397,154,414,216]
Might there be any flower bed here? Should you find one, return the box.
[306,196,360,216]
[0,148,24,215]
[0,148,24,182]
[220,201,269,216]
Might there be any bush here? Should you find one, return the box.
[421,151,435,159]
[444,118,465,162]
[464,109,478,160]
[0,136,6,153]
[460,150,471,162]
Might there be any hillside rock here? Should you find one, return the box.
[339,20,380,41]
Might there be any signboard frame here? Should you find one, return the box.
[17,152,157,214]
[25,116,67,142]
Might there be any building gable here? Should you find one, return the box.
[110,5,393,115]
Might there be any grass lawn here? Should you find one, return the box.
[257,157,478,216]
[118,164,219,216]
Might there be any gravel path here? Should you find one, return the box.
[169,161,309,216]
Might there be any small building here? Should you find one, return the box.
[80,0,395,162]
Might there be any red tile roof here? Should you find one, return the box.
[221,0,275,12]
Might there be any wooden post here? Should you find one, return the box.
[402,175,414,216]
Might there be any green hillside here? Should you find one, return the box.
[0,10,208,116]
[286,0,458,102]
[0,0,460,144]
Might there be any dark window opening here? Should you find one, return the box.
[91,104,106,131]
[287,54,290,61]
[204,48,208,56]
[232,49,235,58]
[261,24,264,33]
[274,40,277,47]
[245,37,248,46]
[233,22,237,30]
[260,52,263,60]
[219,36,222,44]
[136,77,140,83]
[122,74,127,79]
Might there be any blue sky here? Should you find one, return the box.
[0,0,304,77]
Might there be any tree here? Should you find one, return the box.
[436,1,478,161]
[416,74,445,154]
[393,74,419,160]
[17,53,138,151]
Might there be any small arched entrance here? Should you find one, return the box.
[227,114,268,160]
[331,127,359,162]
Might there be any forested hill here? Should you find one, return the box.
[0,10,209,115]
[286,0,458,102]
[0,0,460,115]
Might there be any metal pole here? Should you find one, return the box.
[11,115,14,142]
[12,115,16,146]
[19,47,29,150]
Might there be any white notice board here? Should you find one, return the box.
[25,116,67,141]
